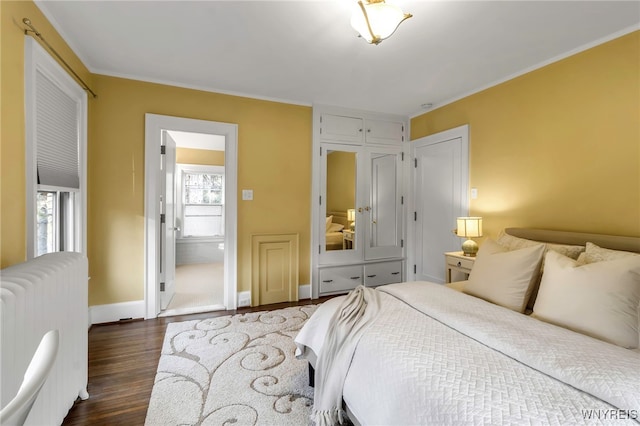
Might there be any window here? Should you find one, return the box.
[25,37,87,258]
[177,165,225,238]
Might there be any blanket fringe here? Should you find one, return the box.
[311,407,346,426]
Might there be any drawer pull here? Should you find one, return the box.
[457,261,462,267]
[322,279,333,283]
[367,274,376,278]
[350,276,361,280]
[391,272,400,275]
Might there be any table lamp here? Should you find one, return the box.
[347,209,356,231]
[456,217,483,256]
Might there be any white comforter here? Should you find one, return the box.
[295,281,640,425]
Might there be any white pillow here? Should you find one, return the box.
[327,223,344,233]
[577,241,639,265]
[496,230,585,260]
[326,216,333,232]
[464,239,545,313]
[533,251,640,349]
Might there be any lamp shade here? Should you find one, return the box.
[456,217,483,238]
[347,209,356,222]
[351,0,412,45]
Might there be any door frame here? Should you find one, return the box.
[408,124,469,281]
[144,113,238,319]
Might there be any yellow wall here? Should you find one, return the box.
[411,31,640,239]
[176,148,224,166]
[1,1,94,268]
[88,75,311,305]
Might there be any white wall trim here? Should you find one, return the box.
[89,300,145,325]
[237,291,251,308]
[145,114,238,319]
[298,284,311,300]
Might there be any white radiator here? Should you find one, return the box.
[1,252,89,425]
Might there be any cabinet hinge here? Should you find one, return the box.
[319,195,322,205]
[319,245,322,254]
[401,152,404,161]
[401,196,404,205]
[320,146,323,156]
[160,282,165,291]
[401,239,404,248]
[414,158,417,168]
[402,135,405,142]
[413,265,417,274]
[160,145,166,155]
[160,213,166,224]
[414,211,417,221]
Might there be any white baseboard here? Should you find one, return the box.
[89,300,145,325]
[299,284,311,300]
[237,291,251,307]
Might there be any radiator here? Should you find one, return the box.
[1,252,89,425]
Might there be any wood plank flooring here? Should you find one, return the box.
[62,297,333,425]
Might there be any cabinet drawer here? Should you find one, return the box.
[319,265,363,294]
[364,261,403,287]
[446,256,474,270]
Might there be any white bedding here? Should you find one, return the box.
[326,231,343,249]
[295,282,640,425]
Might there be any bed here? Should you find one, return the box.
[295,228,640,425]
[326,212,349,251]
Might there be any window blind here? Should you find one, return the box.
[35,69,80,189]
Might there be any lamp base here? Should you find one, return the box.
[461,239,478,257]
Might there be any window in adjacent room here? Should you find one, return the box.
[177,165,225,238]
[25,37,87,258]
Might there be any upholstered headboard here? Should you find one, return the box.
[505,228,640,253]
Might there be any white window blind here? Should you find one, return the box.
[35,68,80,189]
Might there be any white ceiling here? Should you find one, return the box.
[35,1,639,117]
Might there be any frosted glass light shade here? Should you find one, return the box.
[351,0,412,45]
[347,209,356,222]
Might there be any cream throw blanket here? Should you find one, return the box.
[311,286,380,426]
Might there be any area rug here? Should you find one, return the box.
[145,305,319,425]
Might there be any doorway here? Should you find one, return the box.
[411,125,469,283]
[144,114,238,319]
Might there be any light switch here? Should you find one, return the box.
[242,189,253,201]
[471,188,478,199]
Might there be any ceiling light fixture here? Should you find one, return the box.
[351,0,413,45]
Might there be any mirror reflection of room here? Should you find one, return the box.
[325,150,356,251]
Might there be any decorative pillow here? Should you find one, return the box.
[533,251,640,349]
[577,242,640,265]
[464,239,545,313]
[496,230,585,260]
[327,223,344,233]
[326,216,333,232]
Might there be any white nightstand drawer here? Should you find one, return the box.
[319,265,363,294]
[446,256,474,270]
[364,261,403,287]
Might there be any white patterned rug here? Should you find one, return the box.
[145,305,319,425]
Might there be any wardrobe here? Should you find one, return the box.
[311,105,409,298]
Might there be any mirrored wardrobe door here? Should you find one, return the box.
[320,144,364,263]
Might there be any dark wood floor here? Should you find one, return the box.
[62,297,332,425]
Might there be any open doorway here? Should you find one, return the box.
[163,132,226,315]
[144,114,238,319]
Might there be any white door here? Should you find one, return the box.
[412,125,469,283]
[366,146,403,260]
[160,131,177,309]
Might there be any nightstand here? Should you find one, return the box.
[342,230,355,249]
[444,251,476,283]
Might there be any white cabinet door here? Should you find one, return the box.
[365,119,404,145]
[320,114,363,144]
[365,146,403,260]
